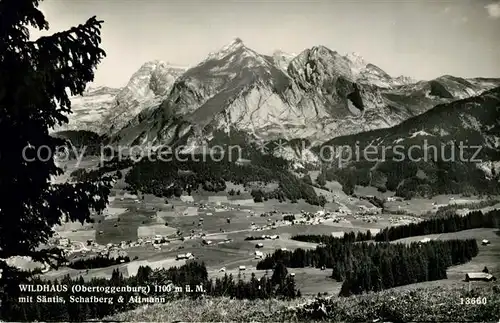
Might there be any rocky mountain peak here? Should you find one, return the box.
[206,38,251,61]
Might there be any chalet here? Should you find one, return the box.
[481,239,491,246]
[254,250,264,258]
[255,243,264,248]
[176,254,187,260]
[465,273,496,282]
[290,273,295,277]
[239,265,246,271]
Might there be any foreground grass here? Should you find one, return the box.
[107,284,500,322]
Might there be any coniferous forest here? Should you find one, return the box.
[122,155,323,205]
[257,209,500,296]
[68,255,131,270]
[257,238,479,296]
[374,209,500,241]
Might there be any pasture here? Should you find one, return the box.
[208,267,341,296]
[388,228,500,290]
[57,230,96,242]
[137,225,177,238]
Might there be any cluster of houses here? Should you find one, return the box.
[388,215,420,225]
[355,205,382,216]
[52,230,176,261]
[353,214,381,223]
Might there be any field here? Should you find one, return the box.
[137,225,177,238]
[393,228,500,281]
[57,230,96,242]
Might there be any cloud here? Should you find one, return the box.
[485,2,500,18]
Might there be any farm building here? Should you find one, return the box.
[255,243,264,248]
[254,250,264,258]
[239,265,246,271]
[465,273,496,282]
[180,195,194,203]
[481,239,491,246]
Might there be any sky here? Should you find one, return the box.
[30,0,500,88]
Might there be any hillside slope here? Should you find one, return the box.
[108,284,500,322]
[317,86,500,197]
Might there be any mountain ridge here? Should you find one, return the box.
[59,38,500,152]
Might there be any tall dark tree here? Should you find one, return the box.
[271,261,288,286]
[0,0,111,313]
[316,172,327,187]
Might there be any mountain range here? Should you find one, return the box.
[55,38,500,157]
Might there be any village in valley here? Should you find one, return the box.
[8,159,495,296]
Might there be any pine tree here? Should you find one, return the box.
[271,261,288,286]
[0,1,111,318]
[316,172,327,186]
